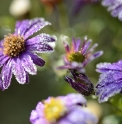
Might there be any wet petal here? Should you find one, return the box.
[0,76,4,91]
[25,71,29,83]
[27,43,53,53]
[15,18,43,36]
[96,71,122,103]
[1,59,13,89]
[13,57,28,84]
[20,53,37,75]
[0,54,9,67]
[26,33,55,46]
[96,71,122,91]
[15,20,30,36]
[96,60,122,73]
[27,52,45,66]
[98,83,121,103]
[102,0,122,21]
[24,19,51,39]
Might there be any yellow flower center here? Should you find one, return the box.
[3,34,25,57]
[44,97,67,123]
[68,52,85,63]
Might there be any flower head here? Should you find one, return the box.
[0,18,55,90]
[65,70,94,96]
[58,36,103,72]
[96,60,122,103]
[30,93,98,124]
[102,0,122,21]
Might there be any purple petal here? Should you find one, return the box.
[88,43,98,52]
[102,0,115,6]
[24,19,51,39]
[13,57,28,84]
[72,38,81,52]
[0,40,4,46]
[115,60,122,67]
[0,76,4,91]
[92,51,103,58]
[82,39,92,55]
[27,52,45,66]
[64,93,87,107]
[0,53,9,67]
[57,65,69,69]
[26,33,55,46]
[30,102,48,124]
[74,38,81,52]
[96,71,122,102]
[83,51,103,66]
[72,38,76,49]
[111,5,122,17]
[98,83,121,103]
[30,110,39,123]
[102,0,122,21]
[59,106,98,124]
[25,71,29,83]
[27,43,53,53]
[15,18,45,36]
[15,21,22,30]
[96,60,122,73]
[63,42,70,53]
[58,119,72,124]
[1,59,13,89]
[20,53,37,75]
[96,71,122,89]
[15,20,30,36]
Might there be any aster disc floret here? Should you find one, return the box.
[65,70,94,96]
[58,36,103,72]
[96,60,122,103]
[30,93,98,124]
[0,18,56,90]
[102,0,122,20]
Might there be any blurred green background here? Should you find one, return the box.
[0,0,122,124]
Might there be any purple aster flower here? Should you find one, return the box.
[58,36,103,72]
[102,0,122,20]
[0,18,55,90]
[30,93,98,124]
[65,70,94,96]
[96,60,122,103]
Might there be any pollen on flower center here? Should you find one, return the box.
[68,52,85,63]
[3,34,25,57]
[44,97,67,123]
